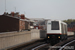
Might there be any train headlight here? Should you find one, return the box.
[58,36,60,38]
[48,36,50,38]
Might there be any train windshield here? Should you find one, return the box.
[51,21,59,30]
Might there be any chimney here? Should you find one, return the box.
[21,14,25,19]
[18,15,21,18]
[16,12,19,15]
[11,12,14,16]
[3,12,7,15]
[3,12,8,15]
[18,15,20,17]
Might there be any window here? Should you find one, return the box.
[65,25,67,34]
[51,21,59,30]
[48,23,51,24]
[61,23,64,34]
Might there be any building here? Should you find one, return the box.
[67,22,75,32]
[0,12,30,32]
[29,18,49,30]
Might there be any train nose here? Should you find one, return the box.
[52,36,55,38]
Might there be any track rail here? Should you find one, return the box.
[31,43,50,50]
[22,42,45,50]
[48,37,75,50]
[59,40,75,50]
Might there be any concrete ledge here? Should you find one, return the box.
[0,31,31,49]
[0,31,30,38]
[0,29,46,50]
[31,29,46,39]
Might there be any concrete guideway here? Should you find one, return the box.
[9,39,44,50]
[0,31,31,50]
[0,29,46,50]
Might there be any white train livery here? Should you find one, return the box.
[46,20,67,43]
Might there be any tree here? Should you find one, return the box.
[63,19,73,24]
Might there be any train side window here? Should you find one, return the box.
[64,25,67,34]
[48,23,51,24]
[63,24,66,34]
[65,25,67,34]
[61,23,64,34]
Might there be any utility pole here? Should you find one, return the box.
[24,11,26,17]
[24,11,25,15]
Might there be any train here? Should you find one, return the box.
[46,20,68,44]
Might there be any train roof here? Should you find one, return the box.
[47,20,67,25]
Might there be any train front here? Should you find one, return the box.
[46,20,61,44]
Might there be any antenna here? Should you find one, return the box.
[5,0,6,12]
[24,11,25,15]
[15,7,16,12]
[24,11,25,16]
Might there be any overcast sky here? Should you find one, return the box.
[0,0,75,20]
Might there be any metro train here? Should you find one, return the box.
[46,20,67,44]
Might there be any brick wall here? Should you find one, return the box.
[19,20,25,31]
